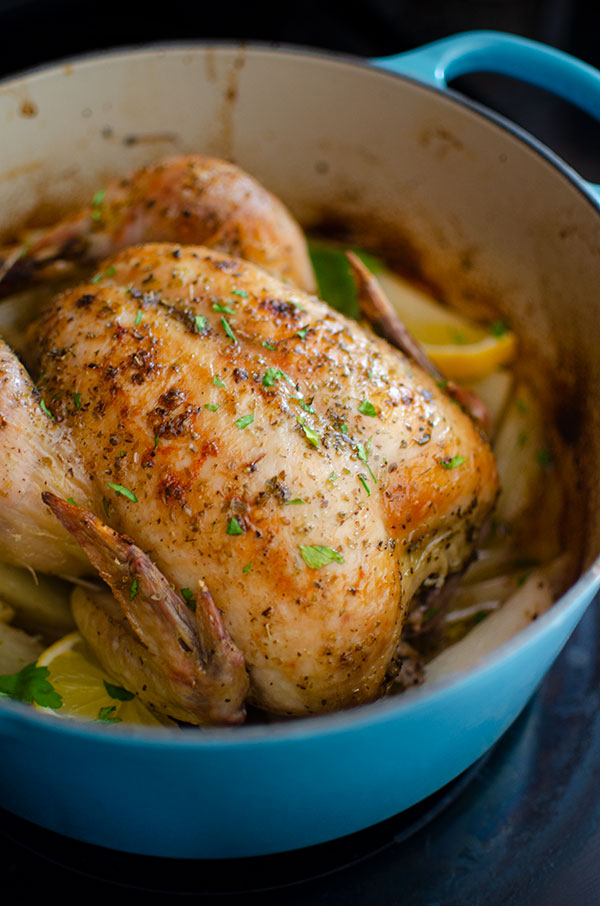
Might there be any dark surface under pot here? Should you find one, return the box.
[2,2,600,902]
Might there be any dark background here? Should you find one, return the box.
[2,1,600,902]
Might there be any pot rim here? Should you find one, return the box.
[1,38,599,747]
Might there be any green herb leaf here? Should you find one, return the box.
[262,367,294,388]
[40,399,55,420]
[490,319,509,337]
[212,302,236,314]
[181,587,197,611]
[235,413,254,430]
[107,482,138,502]
[284,498,305,505]
[97,705,122,723]
[0,662,62,709]
[204,403,219,412]
[105,265,116,277]
[356,442,377,483]
[213,376,225,388]
[153,435,160,451]
[91,210,102,221]
[91,272,103,284]
[102,497,110,517]
[135,310,143,326]
[358,400,377,417]
[299,544,345,569]
[297,416,320,448]
[92,188,105,206]
[242,562,252,573]
[73,392,82,410]
[292,398,314,414]
[103,681,134,701]
[194,315,207,332]
[358,475,371,495]
[227,516,243,535]
[440,455,467,470]
[537,447,553,467]
[262,340,277,350]
[221,316,236,343]
[297,328,308,339]
[231,289,248,298]
[129,577,138,600]
[308,239,384,321]
[67,497,76,505]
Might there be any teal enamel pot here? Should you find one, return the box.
[1,31,600,858]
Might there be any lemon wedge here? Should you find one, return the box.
[374,271,516,382]
[35,630,172,726]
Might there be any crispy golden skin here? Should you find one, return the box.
[4,242,497,719]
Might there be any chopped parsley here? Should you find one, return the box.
[213,376,225,388]
[221,316,236,343]
[263,367,294,388]
[262,340,277,350]
[490,319,509,337]
[212,302,236,314]
[299,544,345,569]
[537,447,553,467]
[356,441,377,483]
[242,562,252,574]
[358,400,377,417]
[227,516,243,535]
[153,435,160,451]
[102,497,110,517]
[231,289,248,298]
[90,272,103,284]
[204,403,220,412]
[293,398,314,414]
[129,577,138,600]
[107,482,138,502]
[235,413,254,430]
[40,399,55,420]
[297,328,308,339]
[135,310,143,326]
[181,587,196,611]
[92,188,105,206]
[284,498,305,505]
[97,705,121,723]
[297,416,320,448]
[103,681,134,701]
[105,265,116,277]
[358,475,371,495]
[194,315,207,332]
[67,497,76,505]
[440,455,467,469]
[0,662,62,709]
[73,392,82,410]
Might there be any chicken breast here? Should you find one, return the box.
[4,241,497,720]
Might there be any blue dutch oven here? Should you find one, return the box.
[1,31,600,858]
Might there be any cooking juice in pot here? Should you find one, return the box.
[0,154,576,726]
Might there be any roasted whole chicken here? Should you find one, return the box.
[0,155,498,724]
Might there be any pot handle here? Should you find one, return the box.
[372,30,600,204]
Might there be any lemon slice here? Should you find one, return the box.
[376,271,516,382]
[35,631,171,726]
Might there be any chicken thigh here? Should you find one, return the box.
[0,240,498,723]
